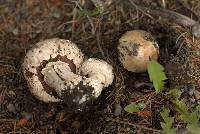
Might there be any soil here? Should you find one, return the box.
[0,0,200,134]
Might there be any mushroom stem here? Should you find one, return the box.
[41,61,83,96]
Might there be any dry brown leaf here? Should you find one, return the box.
[60,130,71,134]
[16,118,29,128]
[137,110,152,118]
[57,111,66,122]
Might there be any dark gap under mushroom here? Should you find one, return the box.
[60,81,96,110]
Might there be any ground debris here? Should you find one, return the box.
[0,0,200,133]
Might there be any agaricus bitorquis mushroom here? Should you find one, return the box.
[118,30,159,73]
[22,38,114,108]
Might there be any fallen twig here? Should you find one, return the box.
[106,117,164,133]
[128,0,197,27]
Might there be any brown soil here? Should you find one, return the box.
[0,0,200,134]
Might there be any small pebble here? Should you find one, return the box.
[192,23,200,38]
[196,51,200,56]
[126,127,130,131]
[6,103,16,113]
[194,90,200,100]
[190,98,196,103]
[113,103,122,116]
[12,28,19,35]
[39,121,44,125]
[8,90,16,96]
[183,84,195,93]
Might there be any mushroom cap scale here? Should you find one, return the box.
[22,38,84,102]
[118,30,159,73]
[81,58,114,87]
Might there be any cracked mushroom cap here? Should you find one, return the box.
[81,58,114,97]
[22,38,84,103]
[118,30,159,73]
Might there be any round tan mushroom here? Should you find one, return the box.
[22,38,84,103]
[81,58,114,97]
[118,30,159,73]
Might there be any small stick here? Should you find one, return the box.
[106,117,164,133]
[96,31,105,57]
[176,0,200,21]
[162,0,166,8]
[128,0,200,38]
[128,0,197,27]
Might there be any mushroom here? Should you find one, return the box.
[22,38,114,108]
[22,38,84,103]
[50,58,114,108]
[118,30,159,73]
[80,58,114,97]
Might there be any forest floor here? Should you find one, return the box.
[0,0,200,133]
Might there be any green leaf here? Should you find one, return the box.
[77,6,103,21]
[167,89,181,100]
[124,103,139,113]
[124,102,146,113]
[137,102,146,109]
[174,99,200,134]
[190,111,199,124]
[160,108,176,134]
[187,124,200,134]
[147,60,167,93]
[195,105,200,112]
[174,100,188,116]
